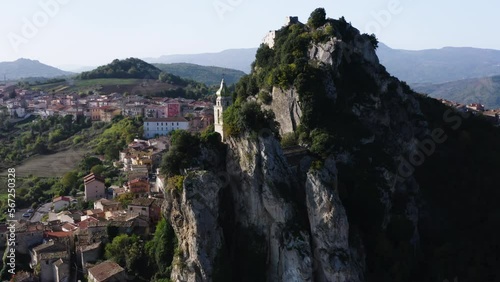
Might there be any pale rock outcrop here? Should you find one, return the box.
[306,157,363,282]
[226,135,314,281]
[265,87,302,135]
[164,171,224,282]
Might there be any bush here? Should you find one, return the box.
[310,129,334,157]
[280,132,298,148]
[146,218,177,279]
[167,175,185,192]
[223,101,280,138]
[73,135,83,144]
[160,131,200,176]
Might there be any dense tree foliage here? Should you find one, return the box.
[145,218,178,281]
[307,8,327,28]
[105,234,149,277]
[223,101,279,138]
[158,72,188,86]
[90,117,143,161]
[155,63,246,86]
[79,58,162,80]
[160,130,201,176]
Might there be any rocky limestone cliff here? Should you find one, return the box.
[225,135,314,282]
[164,171,224,282]
[159,11,500,282]
[162,14,443,282]
[305,157,364,282]
[265,86,302,135]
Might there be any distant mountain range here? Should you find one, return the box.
[376,43,500,84]
[413,75,500,109]
[0,58,73,80]
[143,44,500,85]
[144,48,258,74]
[154,63,246,86]
[4,44,500,106]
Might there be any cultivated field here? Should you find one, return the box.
[0,148,89,178]
[30,78,178,95]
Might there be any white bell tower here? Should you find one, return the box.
[214,78,232,141]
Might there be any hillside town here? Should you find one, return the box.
[0,81,230,282]
[0,84,214,134]
[1,75,500,281]
[438,98,500,124]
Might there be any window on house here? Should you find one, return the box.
[142,207,146,211]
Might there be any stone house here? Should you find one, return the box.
[77,242,102,274]
[128,178,150,198]
[94,198,121,212]
[128,197,162,224]
[14,221,45,255]
[30,240,70,282]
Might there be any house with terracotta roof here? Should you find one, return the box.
[98,106,122,122]
[128,177,150,198]
[82,209,105,221]
[94,198,121,212]
[84,173,106,202]
[77,217,99,230]
[88,261,126,282]
[128,197,162,223]
[52,196,74,212]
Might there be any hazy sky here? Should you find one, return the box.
[0,0,499,68]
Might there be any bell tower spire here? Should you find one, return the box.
[214,77,232,141]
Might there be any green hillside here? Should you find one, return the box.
[154,63,246,85]
[78,57,161,79]
[21,58,214,98]
[413,75,500,108]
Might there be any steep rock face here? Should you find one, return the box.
[265,86,303,134]
[164,171,224,282]
[225,135,313,281]
[306,25,426,247]
[223,135,364,281]
[305,157,363,282]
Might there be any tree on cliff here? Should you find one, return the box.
[308,8,327,28]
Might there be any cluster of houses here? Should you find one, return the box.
[0,86,214,136]
[0,134,171,281]
[0,82,230,281]
[439,99,500,125]
[0,171,163,282]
